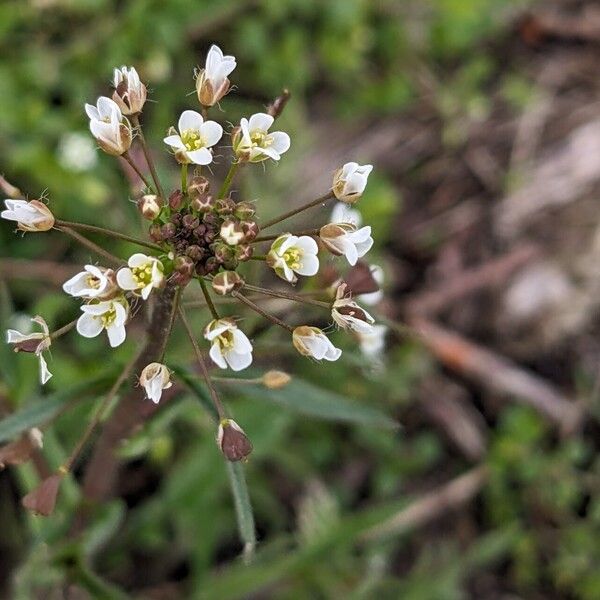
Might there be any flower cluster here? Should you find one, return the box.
[2,45,384,464]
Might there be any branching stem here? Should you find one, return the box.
[231,291,294,332]
[218,161,240,198]
[131,114,165,199]
[122,152,153,191]
[199,277,219,319]
[57,227,123,265]
[251,228,320,244]
[241,283,331,308]
[260,191,335,230]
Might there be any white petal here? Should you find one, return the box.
[178,110,203,133]
[269,131,290,154]
[38,354,52,384]
[80,301,112,315]
[107,323,126,347]
[248,112,274,133]
[295,253,319,276]
[348,226,372,244]
[116,268,138,291]
[354,237,374,258]
[164,135,185,150]
[85,103,100,120]
[62,271,90,296]
[232,329,253,354]
[225,350,252,372]
[76,313,103,338]
[186,148,213,165]
[209,342,228,369]
[205,322,231,341]
[199,120,223,147]
[295,236,318,255]
[128,253,150,267]
[344,242,359,266]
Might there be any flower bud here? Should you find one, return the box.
[262,370,291,389]
[202,212,218,226]
[215,197,236,215]
[161,222,177,239]
[220,218,245,246]
[216,418,252,462]
[137,194,161,220]
[204,257,220,275]
[182,214,200,230]
[292,326,342,362]
[112,66,147,116]
[331,283,374,333]
[235,244,253,262]
[139,362,172,404]
[212,270,244,295]
[169,189,184,211]
[234,201,255,221]
[213,242,235,264]
[319,223,373,266]
[174,255,195,278]
[186,244,205,261]
[22,473,64,516]
[188,175,210,198]
[149,223,163,242]
[241,220,259,242]
[332,162,373,204]
[1,199,55,232]
[191,194,214,213]
[196,45,236,108]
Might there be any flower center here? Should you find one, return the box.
[217,331,234,351]
[181,129,205,151]
[100,306,117,328]
[250,130,271,148]
[283,247,301,270]
[132,265,153,287]
[86,275,101,289]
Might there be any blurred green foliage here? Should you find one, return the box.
[3,0,598,598]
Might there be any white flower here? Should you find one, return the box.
[76,298,129,348]
[266,233,319,284]
[358,264,384,305]
[333,162,373,204]
[112,66,147,115]
[196,44,236,107]
[62,265,117,299]
[233,113,290,162]
[85,96,132,156]
[116,253,165,300]
[330,202,362,227]
[6,316,52,384]
[357,324,387,360]
[204,319,253,371]
[331,283,375,334]
[163,110,223,165]
[1,199,55,232]
[292,326,342,362]
[57,132,98,172]
[139,363,172,404]
[319,223,373,266]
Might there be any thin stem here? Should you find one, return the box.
[260,190,335,230]
[201,107,209,120]
[242,283,331,308]
[55,220,162,252]
[218,162,240,198]
[58,227,123,266]
[199,277,219,319]
[122,152,153,191]
[249,255,267,261]
[211,376,262,385]
[181,164,188,194]
[159,287,181,362]
[61,353,138,473]
[131,114,165,199]
[231,291,294,332]
[251,228,320,244]
[50,319,77,340]
[178,306,226,419]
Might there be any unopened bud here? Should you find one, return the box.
[241,220,259,242]
[236,244,253,262]
[203,212,218,226]
[169,189,184,211]
[186,244,205,261]
[220,218,245,246]
[204,257,220,275]
[191,194,214,213]
[262,370,291,389]
[174,255,195,278]
[137,194,161,220]
[216,419,253,462]
[212,270,244,295]
[182,214,200,230]
[21,472,64,516]
[1,199,55,232]
[188,176,210,198]
[161,222,177,240]
[215,197,236,215]
[149,223,163,242]
[234,201,256,221]
[213,242,235,264]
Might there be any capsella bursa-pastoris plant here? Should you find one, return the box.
[2,45,383,498]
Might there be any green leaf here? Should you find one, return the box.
[226,461,257,564]
[0,372,114,443]
[169,365,218,421]
[240,379,398,430]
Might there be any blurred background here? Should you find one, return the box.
[2,0,600,598]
